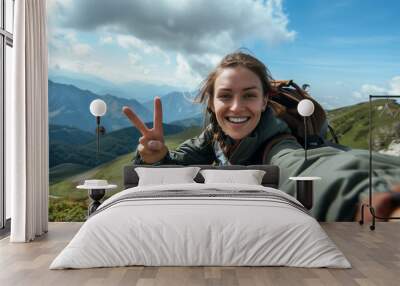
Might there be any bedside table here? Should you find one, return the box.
[77,180,117,215]
[289,177,321,210]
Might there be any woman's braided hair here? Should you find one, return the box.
[195,51,274,156]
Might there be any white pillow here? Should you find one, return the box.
[200,169,266,185]
[135,167,201,186]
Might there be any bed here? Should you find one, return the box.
[50,165,351,269]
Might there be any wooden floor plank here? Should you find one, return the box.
[0,222,399,286]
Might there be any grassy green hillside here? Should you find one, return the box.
[326,99,400,150]
[49,163,91,184]
[49,126,203,221]
[49,152,133,221]
[49,123,185,183]
[50,124,95,145]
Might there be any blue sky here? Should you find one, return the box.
[47,0,400,109]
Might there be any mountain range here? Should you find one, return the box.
[49,72,178,102]
[48,80,203,133]
[49,123,184,170]
[143,91,202,123]
[49,80,152,132]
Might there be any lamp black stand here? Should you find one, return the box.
[304,116,308,161]
[359,94,400,230]
[88,189,106,216]
[296,180,313,210]
[95,116,106,162]
[289,177,321,210]
[96,116,100,155]
[288,113,322,211]
[292,99,322,210]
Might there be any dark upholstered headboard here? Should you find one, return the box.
[123,165,279,189]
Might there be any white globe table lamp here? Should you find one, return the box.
[90,99,107,117]
[297,99,315,161]
[291,99,319,211]
[89,99,107,154]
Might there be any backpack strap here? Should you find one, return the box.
[269,80,328,144]
[327,124,340,144]
[262,133,298,163]
[272,80,294,88]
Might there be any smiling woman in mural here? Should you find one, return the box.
[123,52,290,166]
[123,51,400,222]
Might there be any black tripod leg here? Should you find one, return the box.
[369,206,376,231]
[359,203,366,225]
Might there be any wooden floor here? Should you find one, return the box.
[0,222,399,286]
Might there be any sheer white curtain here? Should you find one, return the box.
[7,0,48,242]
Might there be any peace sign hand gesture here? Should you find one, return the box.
[122,97,168,164]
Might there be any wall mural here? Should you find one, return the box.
[47,0,400,222]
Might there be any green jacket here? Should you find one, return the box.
[270,145,400,221]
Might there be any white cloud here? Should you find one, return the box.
[47,0,73,18]
[99,36,113,45]
[63,0,295,53]
[116,35,163,56]
[50,0,295,84]
[128,53,141,65]
[50,56,146,83]
[48,28,94,61]
[47,0,74,34]
[352,91,363,99]
[174,53,203,88]
[72,43,92,56]
[117,35,146,50]
[388,76,400,94]
[48,0,296,89]
[116,35,170,64]
[352,77,400,100]
[352,84,386,99]
[361,84,386,95]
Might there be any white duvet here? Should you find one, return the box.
[50,183,351,269]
